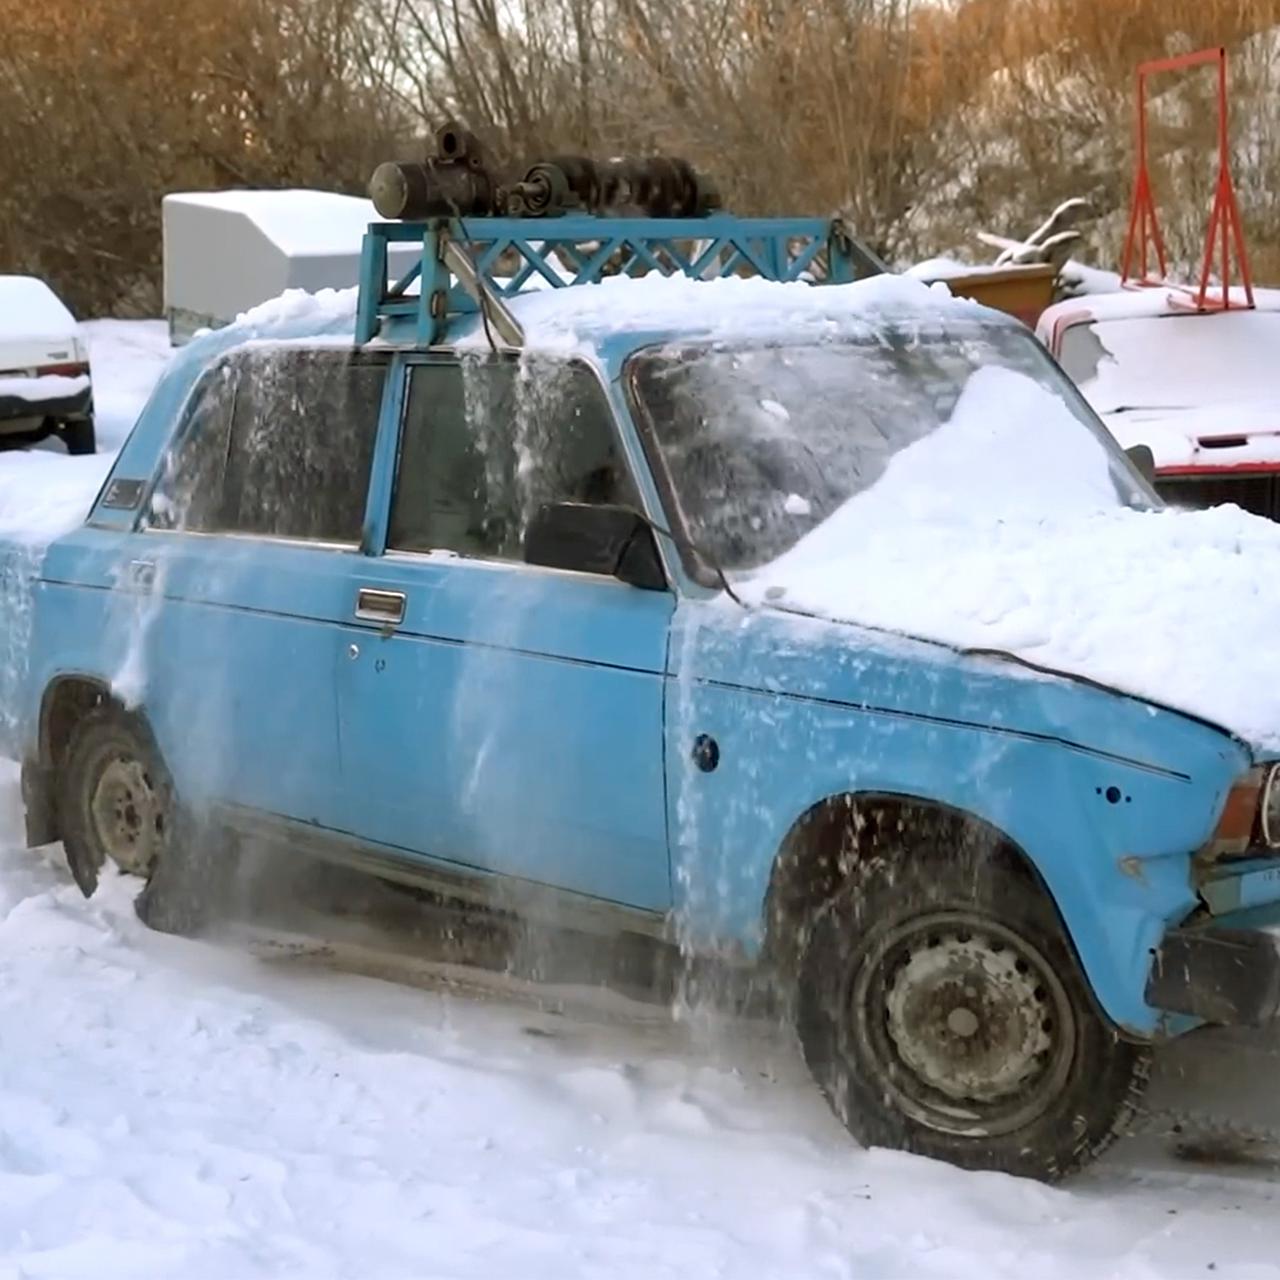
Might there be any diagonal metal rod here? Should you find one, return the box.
[441,232,525,348]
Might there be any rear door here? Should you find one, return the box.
[334,354,675,912]
[127,344,389,827]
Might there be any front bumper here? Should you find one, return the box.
[1147,923,1280,1026]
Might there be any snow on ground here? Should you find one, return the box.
[86,319,171,453]
[7,315,1280,1276]
[4,756,1280,1279]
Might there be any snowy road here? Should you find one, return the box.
[3,321,1280,1277]
[6,762,1280,1280]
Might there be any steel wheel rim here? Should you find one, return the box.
[88,752,163,876]
[849,910,1076,1138]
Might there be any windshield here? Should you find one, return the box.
[628,323,1153,572]
[1059,311,1280,414]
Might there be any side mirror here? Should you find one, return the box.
[1125,443,1157,486]
[524,503,666,591]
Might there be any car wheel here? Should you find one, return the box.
[796,851,1149,1181]
[60,415,96,455]
[57,705,229,934]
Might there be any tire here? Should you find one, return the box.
[795,838,1149,1182]
[57,705,231,934]
[60,416,96,455]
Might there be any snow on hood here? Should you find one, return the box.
[741,365,1280,753]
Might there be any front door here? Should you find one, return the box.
[335,354,674,913]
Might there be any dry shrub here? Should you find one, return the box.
[5,0,1280,315]
[0,0,401,315]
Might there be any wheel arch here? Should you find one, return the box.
[762,789,1065,979]
[24,674,155,846]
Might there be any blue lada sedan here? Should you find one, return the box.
[10,212,1280,1183]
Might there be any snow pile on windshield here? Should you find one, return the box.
[743,365,1280,751]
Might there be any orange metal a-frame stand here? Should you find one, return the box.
[1120,46,1255,311]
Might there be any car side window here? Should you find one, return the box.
[221,348,386,543]
[147,358,236,531]
[387,357,639,560]
[147,347,387,543]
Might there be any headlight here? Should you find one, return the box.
[1262,764,1280,849]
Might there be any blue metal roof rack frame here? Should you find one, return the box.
[355,214,886,346]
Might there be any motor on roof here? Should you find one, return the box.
[368,122,720,221]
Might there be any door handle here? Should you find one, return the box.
[129,559,156,590]
[355,587,406,626]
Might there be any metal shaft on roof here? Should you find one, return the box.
[368,121,719,222]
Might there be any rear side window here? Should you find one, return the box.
[148,359,236,531]
[149,347,387,543]
[387,357,636,559]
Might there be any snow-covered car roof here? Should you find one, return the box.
[0,275,79,342]
[448,271,1003,358]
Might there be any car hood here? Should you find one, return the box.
[762,598,1274,764]
[733,367,1280,756]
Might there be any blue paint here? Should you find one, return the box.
[10,211,1280,1045]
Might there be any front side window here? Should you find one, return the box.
[148,346,386,543]
[388,357,638,560]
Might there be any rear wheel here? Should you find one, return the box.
[796,851,1149,1181]
[57,705,230,933]
[60,416,96,455]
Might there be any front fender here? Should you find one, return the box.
[667,605,1249,1037]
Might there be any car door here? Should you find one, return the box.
[123,344,390,829]
[334,353,675,913]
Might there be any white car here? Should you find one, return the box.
[0,276,95,454]
[1036,287,1280,519]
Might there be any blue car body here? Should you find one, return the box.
[11,215,1280,1054]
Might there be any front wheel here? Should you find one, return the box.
[57,705,230,934]
[797,856,1149,1181]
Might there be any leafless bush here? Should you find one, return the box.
[4,0,1280,316]
[0,0,402,316]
